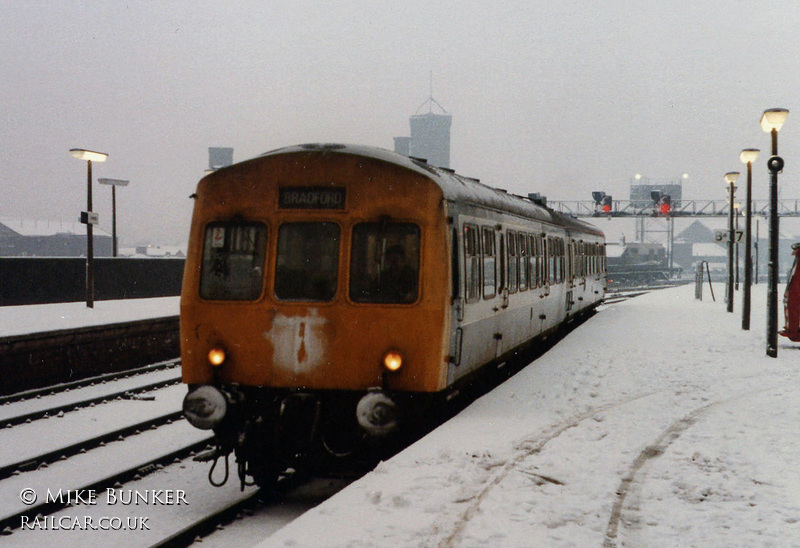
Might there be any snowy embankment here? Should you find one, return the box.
[0,297,180,338]
[264,284,800,547]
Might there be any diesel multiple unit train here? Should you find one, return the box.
[180,143,607,488]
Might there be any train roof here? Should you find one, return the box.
[259,143,604,238]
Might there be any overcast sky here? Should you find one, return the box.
[2,1,799,246]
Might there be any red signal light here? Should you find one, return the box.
[602,204,611,213]
[660,202,670,214]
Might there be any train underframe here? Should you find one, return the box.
[189,384,434,491]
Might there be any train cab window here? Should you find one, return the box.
[349,222,420,304]
[507,231,518,294]
[464,225,481,303]
[482,227,496,299]
[275,222,340,301]
[200,222,268,301]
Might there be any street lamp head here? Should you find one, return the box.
[724,172,741,184]
[98,178,129,187]
[740,149,760,165]
[760,108,789,133]
[70,149,108,162]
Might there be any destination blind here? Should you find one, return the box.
[278,187,346,210]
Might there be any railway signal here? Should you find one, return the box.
[659,195,671,215]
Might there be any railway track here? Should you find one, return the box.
[148,490,263,548]
[0,411,185,481]
[0,377,182,428]
[0,438,214,533]
[0,358,345,546]
[0,359,180,407]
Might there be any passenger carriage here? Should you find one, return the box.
[180,143,605,487]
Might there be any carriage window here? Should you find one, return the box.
[464,225,481,303]
[275,222,340,301]
[482,227,496,299]
[200,222,267,301]
[601,243,607,273]
[528,234,538,288]
[350,222,420,304]
[518,233,528,291]
[507,231,518,294]
[571,241,578,279]
[536,235,544,287]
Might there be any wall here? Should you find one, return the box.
[0,257,184,306]
[0,318,180,395]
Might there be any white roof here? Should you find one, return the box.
[605,244,625,258]
[692,242,727,257]
[0,218,111,237]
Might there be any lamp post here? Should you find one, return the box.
[735,202,741,290]
[740,148,760,330]
[70,148,108,308]
[724,171,740,313]
[761,108,789,357]
[98,178,129,257]
[755,218,760,284]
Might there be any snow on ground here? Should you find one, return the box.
[263,284,800,547]
[0,297,179,338]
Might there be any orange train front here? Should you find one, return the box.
[180,144,606,488]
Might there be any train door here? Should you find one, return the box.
[565,238,575,313]
[541,235,551,299]
[448,225,465,372]
[536,234,553,331]
[494,228,510,358]
[448,220,495,383]
[542,234,566,330]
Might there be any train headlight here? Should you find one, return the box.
[382,350,403,372]
[183,385,227,430]
[208,347,226,367]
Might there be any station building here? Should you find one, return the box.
[0,218,112,257]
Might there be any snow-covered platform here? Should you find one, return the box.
[0,297,179,338]
[264,284,800,547]
[0,297,181,394]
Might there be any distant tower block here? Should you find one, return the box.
[393,136,411,157]
[208,147,234,169]
[409,112,452,168]
[395,80,452,168]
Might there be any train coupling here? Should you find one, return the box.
[356,389,399,437]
